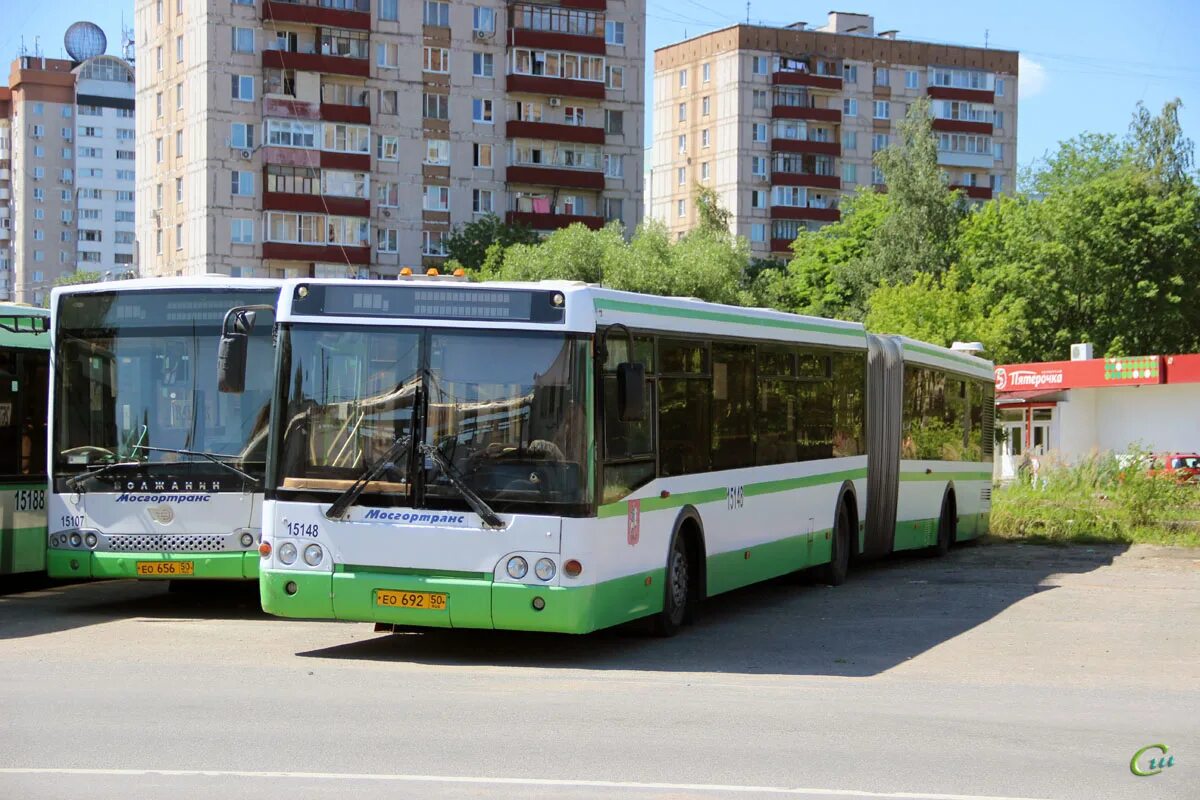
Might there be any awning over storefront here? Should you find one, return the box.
[996,390,1061,404]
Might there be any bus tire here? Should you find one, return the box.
[652,528,692,637]
[932,490,956,557]
[820,497,852,586]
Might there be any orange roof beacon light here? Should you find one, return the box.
[426,268,440,276]
[399,267,413,277]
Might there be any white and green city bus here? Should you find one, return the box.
[0,305,51,578]
[238,279,993,635]
[48,278,280,582]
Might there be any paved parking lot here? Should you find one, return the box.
[1,541,1197,800]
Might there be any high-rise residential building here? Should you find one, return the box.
[0,52,137,304]
[136,0,644,279]
[651,12,1018,260]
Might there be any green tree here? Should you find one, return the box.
[694,183,733,235]
[1129,98,1195,187]
[54,270,104,287]
[443,214,539,271]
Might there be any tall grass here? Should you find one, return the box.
[990,450,1200,546]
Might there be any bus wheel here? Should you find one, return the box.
[820,500,851,586]
[932,492,956,557]
[653,531,691,637]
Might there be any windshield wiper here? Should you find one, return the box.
[131,445,260,487]
[419,443,504,530]
[325,434,414,521]
[64,460,145,491]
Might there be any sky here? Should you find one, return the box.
[7,0,1198,174]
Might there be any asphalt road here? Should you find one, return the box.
[0,542,1196,800]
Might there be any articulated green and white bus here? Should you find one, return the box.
[0,305,51,578]
[243,279,994,635]
[48,278,280,582]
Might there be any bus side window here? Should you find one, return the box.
[601,335,656,504]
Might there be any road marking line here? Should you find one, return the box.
[0,768,1053,800]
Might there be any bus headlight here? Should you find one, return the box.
[49,535,59,548]
[238,531,255,548]
[506,556,528,580]
[303,544,323,566]
[69,533,82,547]
[84,532,98,548]
[278,542,298,565]
[534,558,556,581]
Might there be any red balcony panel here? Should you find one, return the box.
[264,191,370,217]
[771,172,841,190]
[506,120,605,145]
[263,96,319,120]
[770,238,796,254]
[770,206,841,222]
[507,211,604,231]
[771,105,842,123]
[932,118,993,135]
[954,185,994,200]
[506,165,605,191]
[771,138,840,157]
[772,72,843,91]
[262,50,369,79]
[320,103,371,124]
[262,242,371,265]
[510,29,606,56]
[262,146,320,168]
[560,0,606,8]
[320,150,370,171]
[262,0,371,31]
[927,86,995,104]
[506,74,605,101]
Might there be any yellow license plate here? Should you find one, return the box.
[135,561,195,577]
[375,589,447,611]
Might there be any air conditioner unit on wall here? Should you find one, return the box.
[475,30,489,40]
[549,97,561,107]
[240,149,253,160]
[1070,342,1093,361]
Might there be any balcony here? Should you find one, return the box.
[932,118,993,135]
[262,48,369,79]
[320,150,371,171]
[928,85,995,104]
[506,165,605,191]
[770,238,797,254]
[771,172,841,190]
[263,191,370,217]
[953,185,994,200]
[772,71,842,91]
[937,150,994,170]
[771,138,840,157]
[320,103,371,124]
[559,0,606,8]
[510,29,605,56]
[261,0,371,32]
[507,211,604,231]
[263,241,370,265]
[506,74,605,101]
[506,120,604,145]
[771,105,842,123]
[263,96,320,120]
[770,205,841,223]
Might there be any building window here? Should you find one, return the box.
[874,100,890,120]
[155,92,163,117]
[995,77,1005,97]
[472,98,494,123]
[843,98,857,117]
[322,123,371,153]
[990,174,1004,192]
[677,134,686,154]
[267,118,316,148]
[905,70,919,89]
[605,20,625,45]
[564,106,586,125]
[424,139,450,165]
[842,130,857,150]
[473,6,496,33]
[702,63,711,83]
[231,218,254,244]
[753,89,768,110]
[377,89,398,115]
[842,163,857,183]
[155,138,164,163]
[176,83,183,109]
[176,34,184,62]
[156,46,163,71]
[605,109,623,135]
[423,230,448,256]
[423,1,450,26]
[377,42,400,68]
[604,153,624,178]
[751,56,769,75]
[677,199,686,218]
[379,0,398,21]
[176,224,184,250]
[751,189,766,208]
[700,162,710,181]
[231,170,254,196]
[872,166,885,185]
[424,46,449,74]
[472,189,494,214]
[677,102,687,123]
[473,52,494,77]
[699,129,710,148]
[872,133,889,152]
[702,96,711,116]
[232,27,254,53]
[423,93,449,120]
[174,178,182,203]
[231,122,255,149]
[423,185,450,211]
[676,167,685,186]
[473,143,492,167]
[874,67,889,86]
[994,111,1004,130]
[678,69,687,88]
[843,64,857,83]
[993,142,1003,162]
[606,66,624,90]
[752,123,767,142]
[231,74,254,101]
[751,156,767,177]
[750,224,766,243]
[377,228,399,253]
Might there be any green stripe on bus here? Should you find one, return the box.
[899,471,992,482]
[593,298,867,340]
[598,466,867,518]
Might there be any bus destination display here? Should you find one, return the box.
[297,285,566,324]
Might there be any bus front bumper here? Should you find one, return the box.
[260,566,616,634]
[46,549,260,580]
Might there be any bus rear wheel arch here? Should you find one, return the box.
[932,486,957,557]
[652,508,705,637]
[820,486,857,586]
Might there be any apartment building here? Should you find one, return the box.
[651,12,1018,260]
[136,0,644,279]
[0,53,137,304]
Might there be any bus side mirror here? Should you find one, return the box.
[616,362,646,422]
[217,310,258,394]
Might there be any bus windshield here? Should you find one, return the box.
[276,325,591,515]
[53,289,278,489]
